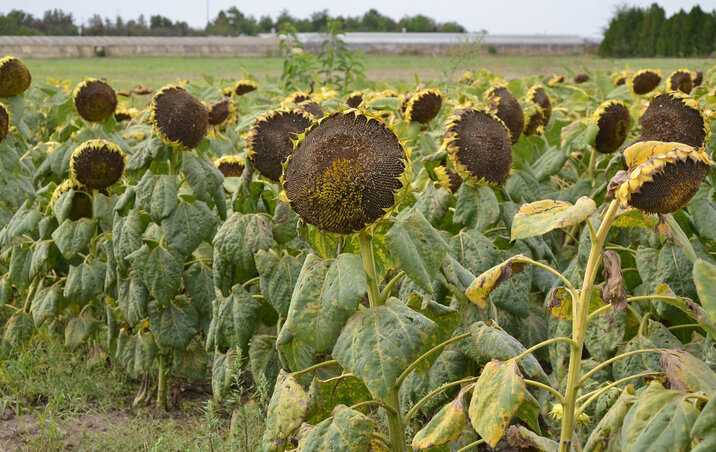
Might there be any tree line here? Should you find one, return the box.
[0,7,465,37]
[600,3,716,57]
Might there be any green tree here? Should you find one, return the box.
[637,3,665,57]
[399,15,436,32]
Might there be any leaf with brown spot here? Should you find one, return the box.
[412,385,471,451]
[506,425,558,451]
[694,259,716,326]
[612,209,657,228]
[659,349,716,395]
[546,287,605,321]
[261,370,310,451]
[653,283,716,338]
[602,250,627,311]
[510,197,597,240]
[468,359,541,448]
[465,255,527,308]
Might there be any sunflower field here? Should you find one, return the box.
[1,50,716,452]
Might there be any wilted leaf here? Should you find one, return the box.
[262,370,310,451]
[465,255,527,308]
[546,287,605,321]
[307,375,372,424]
[172,341,209,381]
[161,200,218,256]
[299,405,374,452]
[148,296,198,351]
[694,259,716,326]
[30,286,61,327]
[255,250,303,319]
[659,349,716,395]
[206,285,262,354]
[115,329,157,378]
[510,197,597,240]
[602,250,627,311]
[2,311,34,350]
[126,243,184,307]
[691,395,716,452]
[412,385,470,451]
[63,261,106,305]
[65,312,98,349]
[506,425,558,451]
[135,171,178,222]
[51,218,96,259]
[584,386,636,452]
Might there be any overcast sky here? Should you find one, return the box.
[1,1,711,37]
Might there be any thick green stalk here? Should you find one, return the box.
[558,200,619,452]
[358,231,381,308]
[664,213,697,262]
[587,148,598,187]
[157,353,168,411]
[386,389,408,452]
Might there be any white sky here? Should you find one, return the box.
[1,1,712,37]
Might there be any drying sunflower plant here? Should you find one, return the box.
[1,52,716,452]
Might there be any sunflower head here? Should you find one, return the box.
[116,90,130,97]
[630,69,662,95]
[133,86,154,95]
[246,109,313,182]
[692,71,703,87]
[592,100,631,154]
[149,84,208,149]
[346,91,365,109]
[613,141,713,214]
[281,91,311,108]
[443,107,513,186]
[114,107,138,122]
[296,100,325,120]
[72,78,117,122]
[214,155,245,178]
[282,110,409,234]
[234,79,259,96]
[613,72,628,86]
[208,98,234,125]
[637,91,709,148]
[402,88,443,124]
[434,164,463,193]
[522,102,545,137]
[574,74,590,84]
[667,69,693,94]
[548,74,565,86]
[0,56,31,98]
[486,85,524,144]
[526,85,552,127]
[50,179,93,221]
[69,139,126,190]
[0,102,9,145]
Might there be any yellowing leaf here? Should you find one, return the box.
[510,197,597,240]
[546,287,606,321]
[465,255,527,308]
[659,349,716,396]
[412,385,470,451]
[262,370,310,451]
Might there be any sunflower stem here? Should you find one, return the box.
[558,199,619,452]
[664,213,697,263]
[358,231,382,308]
[385,389,408,452]
[156,353,168,411]
[587,147,597,185]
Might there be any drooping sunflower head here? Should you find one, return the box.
[522,102,545,137]
[234,79,259,96]
[630,69,662,95]
[246,109,313,182]
[149,84,208,149]
[133,86,154,95]
[0,56,31,98]
[434,164,463,194]
[50,179,93,220]
[692,71,703,87]
[114,106,138,122]
[592,100,631,154]
[214,155,245,178]
[667,69,693,94]
[486,85,524,144]
[402,88,443,124]
[282,110,409,234]
[0,102,9,145]
[443,107,513,186]
[208,98,235,125]
[612,71,628,86]
[346,90,365,108]
[613,141,713,214]
[637,91,710,148]
[526,85,552,127]
[72,78,118,122]
[69,139,126,190]
[548,74,565,86]
[296,100,325,120]
[574,74,590,84]
[281,91,311,108]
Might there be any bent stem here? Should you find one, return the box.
[358,230,381,308]
[558,199,619,452]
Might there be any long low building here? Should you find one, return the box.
[0,33,600,58]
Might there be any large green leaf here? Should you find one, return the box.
[0,205,41,247]
[181,152,226,220]
[298,405,374,452]
[135,171,178,223]
[280,253,366,352]
[126,243,184,307]
[65,312,98,349]
[161,200,218,256]
[148,296,198,351]
[510,197,597,240]
[612,335,661,388]
[115,329,157,378]
[306,375,372,424]
[386,209,448,293]
[692,395,716,452]
[183,262,215,331]
[249,335,280,390]
[206,285,262,354]
[63,261,106,305]
[691,198,716,241]
[406,295,461,376]
[469,359,541,447]
[621,382,699,452]
[412,386,470,451]
[255,250,304,319]
[112,209,144,271]
[694,259,716,326]
[448,228,500,278]
[172,341,209,382]
[8,243,32,291]
[332,298,437,401]
[584,386,636,452]
[262,370,310,452]
[211,349,235,402]
[30,285,61,327]
[2,311,34,350]
[117,277,149,326]
[51,218,96,259]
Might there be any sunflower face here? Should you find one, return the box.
[523,103,545,137]
[593,100,631,154]
[214,155,245,178]
[70,139,126,190]
[246,109,313,182]
[72,79,118,122]
[281,91,311,107]
[444,108,513,185]
[346,91,364,108]
[149,85,208,149]
[614,141,712,214]
[574,74,590,84]
[434,165,463,193]
[630,69,661,95]
[0,103,8,145]
[403,89,443,124]
[637,92,709,148]
[50,180,93,221]
[526,85,551,127]
[208,98,233,125]
[283,111,407,234]
[667,69,693,94]
[234,80,259,96]
[693,71,703,87]
[612,72,628,86]
[486,86,524,144]
[296,100,324,120]
[0,56,31,98]
[114,107,138,122]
